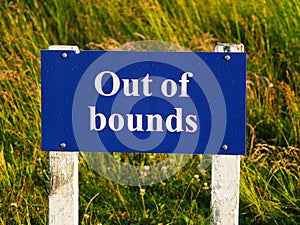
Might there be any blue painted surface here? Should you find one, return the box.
[41,50,246,155]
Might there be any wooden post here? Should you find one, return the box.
[211,44,244,225]
[49,152,79,224]
[48,46,79,225]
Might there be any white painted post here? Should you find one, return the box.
[48,46,79,225]
[211,43,244,225]
[49,152,79,224]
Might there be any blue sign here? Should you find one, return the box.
[41,50,246,155]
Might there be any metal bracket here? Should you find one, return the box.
[215,43,244,52]
[49,45,80,54]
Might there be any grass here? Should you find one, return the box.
[0,0,299,224]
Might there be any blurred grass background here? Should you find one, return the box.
[0,0,299,224]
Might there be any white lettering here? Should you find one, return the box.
[146,114,163,131]
[108,114,124,131]
[127,114,144,131]
[89,108,197,133]
[141,74,153,96]
[122,79,140,96]
[185,114,198,132]
[89,106,106,131]
[179,72,193,97]
[166,108,183,132]
[161,79,177,97]
[94,71,120,96]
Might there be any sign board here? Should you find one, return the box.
[41,50,246,155]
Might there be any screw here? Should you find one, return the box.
[61,53,68,58]
[221,144,228,150]
[59,143,67,148]
[224,55,231,61]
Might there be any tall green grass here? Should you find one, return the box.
[0,0,299,224]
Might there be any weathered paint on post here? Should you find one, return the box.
[49,152,79,225]
[211,43,244,225]
[211,155,240,225]
[48,45,79,225]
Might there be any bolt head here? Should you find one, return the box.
[59,143,67,148]
[221,145,228,150]
[61,53,68,58]
[224,55,230,61]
